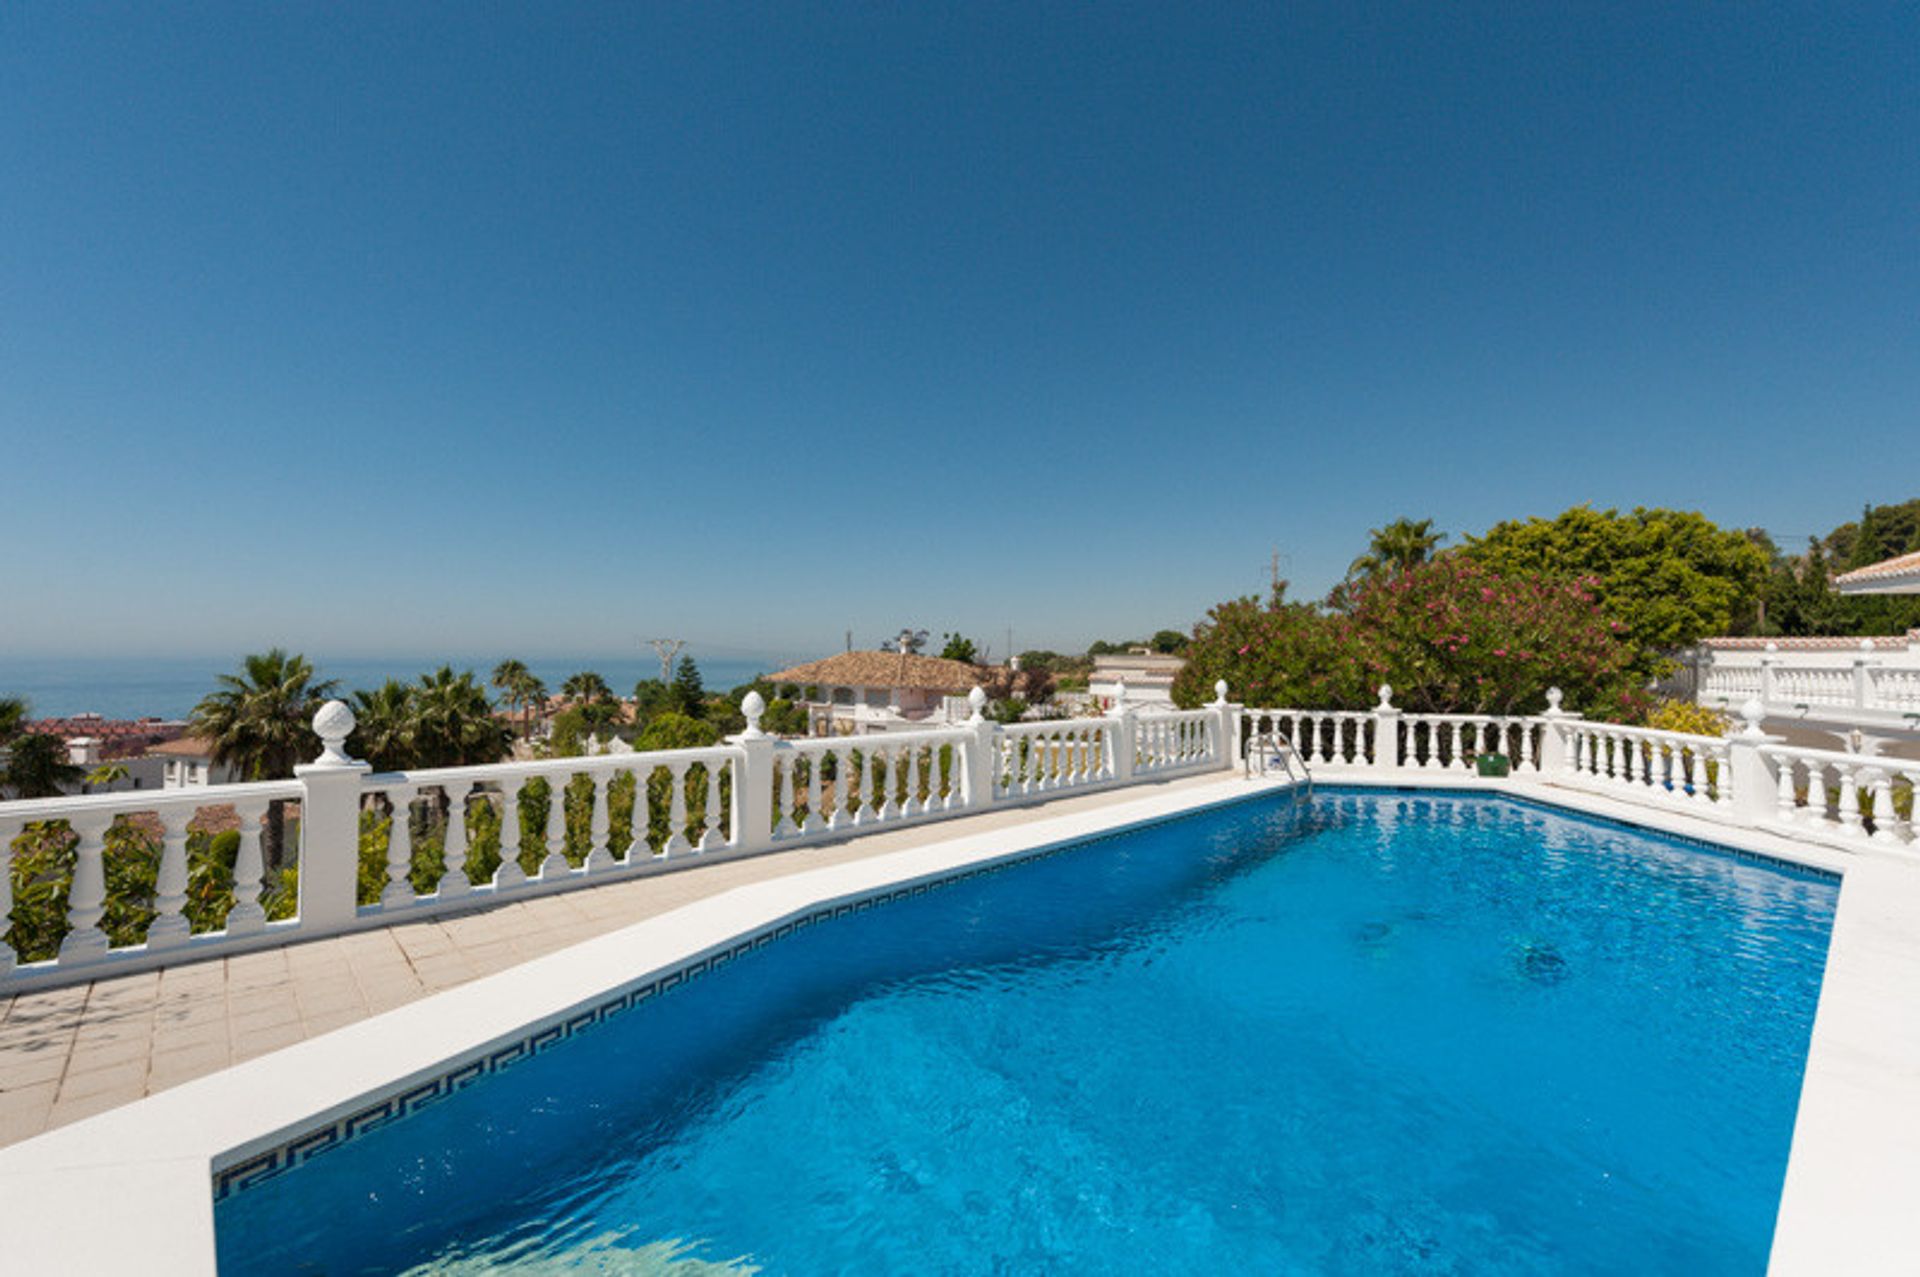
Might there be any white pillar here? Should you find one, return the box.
[1372,685,1401,770]
[727,692,776,853]
[1211,680,1239,772]
[960,687,996,807]
[1852,638,1877,710]
[1727,697,1781,828]
[1108,680,1138,786]
[1759,643,1780,707]
[293,700,373,935]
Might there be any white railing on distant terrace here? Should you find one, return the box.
[1688,637,1920,728]
[0,683,1228,992]
[9,672,1920,994]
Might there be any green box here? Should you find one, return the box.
[1475,753,1511,778]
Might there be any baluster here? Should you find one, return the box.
[1624,734,1641,785]
[901,745,922,814]
[1654,743,1671,795]
[856,747,879,821]
[1712,746,1732,806]
[226,797,269,934]
[58,812,114,963]
[1866,770,1900,844]
[775,754,799,838]
[540,772,571,877]
[382,788,415,908]
[1682,747,1701,804]
[701,758,726,850]
[834,748,857,827]
[0,817,20,973]
[495,779,526,889]
[440,781,473,896]
[1838,764,1863,835]
[585,773,614,871]
[802,752,825,833]
[1572,729,1588,775]
[872,746,895,817]
[1801,761,1827,824]
[1774,754,1797,821]
[1450,721,1466,770]
[146,806,193,949]
[665,762,694,855]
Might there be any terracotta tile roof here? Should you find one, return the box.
[146,735,218,759]
[1835,549,1920,591]
[766,651,994,693]
[1701,631,1920,651]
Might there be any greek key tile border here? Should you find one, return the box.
[210,787,1284,1205]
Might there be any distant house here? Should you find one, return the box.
[148,735,242,788]
[1088,650,1186,707]
[1836,549,1920,595]
[765,650,992,735]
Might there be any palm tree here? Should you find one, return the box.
[491,660,546,736]
[411,667,511,768]
[85,761,130,791]
[562,671,612,706]
[2,733,83,799]
[1349,517,1447,580]
[191,649,337,869]
[513,671,548,735]
[0,696,28,747]
[350,681,416,773]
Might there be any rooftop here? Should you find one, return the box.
[766,650,994,693]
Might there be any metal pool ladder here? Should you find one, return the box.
[1245,727,1313,794]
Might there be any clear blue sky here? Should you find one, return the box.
[3,3,1915,662]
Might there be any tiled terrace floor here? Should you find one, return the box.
[0,773,1229,1149]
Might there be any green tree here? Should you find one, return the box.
[191,650,337,869]
[410,667,511,768]
[562,671,612,705]
[635,712,722,752]
[1463,506,1768,663]
[1348,517,1446,580]
[85,761,130,790]
[0,697,28,747]
[491,659,546,736]
[939,633,979,663]
[1148,629,1188,654]
[349,680,416,772]
[2,733,83,798]
[670,656,707,717]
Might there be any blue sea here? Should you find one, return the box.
[216,790,1835,1275]
[0,654,785,721]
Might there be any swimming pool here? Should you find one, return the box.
[215,789,1837,1274]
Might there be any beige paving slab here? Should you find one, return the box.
[0,774,1229,1148]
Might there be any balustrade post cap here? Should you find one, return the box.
[1764,642,1779,655]
[1740,697,1767,735]
[1859,638,1877,654]
[1376,684,1394,710]
[966,686,988,721]
[1213,679,1230,705]
[1545,687,1564,712]
[739,690,767,738]
[311,699,358,765]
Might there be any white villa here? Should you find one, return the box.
[1088,649,1185,707]
[766,649,991,734]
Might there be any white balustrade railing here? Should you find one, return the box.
[1132,709,1218,775]
[9,675,1916,993]
[1399,715,1541,773]
[779,729,974,836]
[0,688,1248,992]
[996,719,1117,797]
[1560,721,1731,810]
[1690,638,1920,728]
[1759,744,1918,850]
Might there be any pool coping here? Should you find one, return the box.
[0,771,1910,1274]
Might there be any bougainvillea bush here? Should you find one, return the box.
[1172,559,1649,719]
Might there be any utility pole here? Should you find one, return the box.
[645,638,686,683]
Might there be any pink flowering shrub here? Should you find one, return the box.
[1173,560,1648,719]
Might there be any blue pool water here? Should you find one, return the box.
[216,790,1837,1275]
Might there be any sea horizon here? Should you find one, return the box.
[0,652,797,723]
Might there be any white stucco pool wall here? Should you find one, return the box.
[0,771,1911,1276]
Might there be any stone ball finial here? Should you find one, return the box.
[312,699,356,765]
[1376,684,1394,709]
[1741,697,1765,732]
[967,686,987,718]
[1213,678,1230,705]
[1546,686,1564,711]
[1764,641,1779,655]
[1861,638,1877,653]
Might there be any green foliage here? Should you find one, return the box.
[760,697,809,736]
[562,671,612,705]
[670,657,706,717]
[1148,629,1189,654]
[1644,699,1732,738]
[938,633,979,663]
[349,670,511,771]
[1348,517,1446,581]
[985,697,1028,724]
[1173,559,1647,718]
[1463,506,1768,661]
[0,696,27,746]
[636,713,722,751]
[191,648,338,781]
[1761,500,1920,637]
[2,733,83,798]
